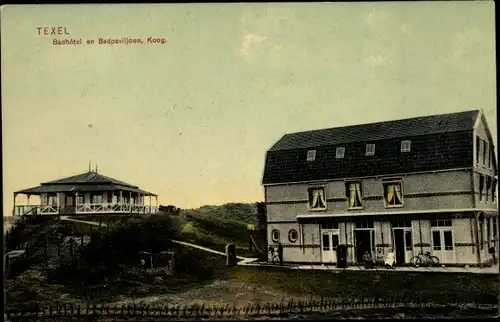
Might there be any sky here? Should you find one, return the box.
[1,2,496,215]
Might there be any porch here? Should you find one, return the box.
[13,203,159,216]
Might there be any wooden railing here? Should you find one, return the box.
[13,204,157,215]
[13,205,59,216]
[75,203,158,214]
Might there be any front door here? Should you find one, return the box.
[393,230,405,264]
[355,230,373,263]
[431,229,455,264]
[322,232,339,264]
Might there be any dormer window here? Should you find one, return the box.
[306,150,316,161]
[365,144,375,156]
[335,147,345,159]
[401,140,411,152]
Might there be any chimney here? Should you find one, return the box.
[89,161,92,172]
[96,164,99,174]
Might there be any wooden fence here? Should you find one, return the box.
[5,299,497,320]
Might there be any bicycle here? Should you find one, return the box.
[409,251,439,267]
[268,246,280,264]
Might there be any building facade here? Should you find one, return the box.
[262,110,498,267]
[13,169,158,216]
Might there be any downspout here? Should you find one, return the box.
[418,219,423,254]
[319,223,322,263]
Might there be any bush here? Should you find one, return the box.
[48,214,181,286]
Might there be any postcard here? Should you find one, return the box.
[2,2,498,320]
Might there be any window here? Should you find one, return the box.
[332,234,339,248]
[92,194,103,204]
[321,222,339,230]
[479,219,484,250]
[355,219,374,229]
[444,231,453,251]
[271,229,280,242]
[479,175,484,201]
[307,150,316,162]
[476,136,481,164]
[405,231,413,251]
[322,234,330,251]
[66,197,73,206]
[308,187,327,210]
[488,145,492,168]
[365,144,375,156]
[485,177,491,202]
[76,196,84,204]
[492,178,497,202]
[392,219,412,228]
[48,195,57,205]
[493,219,497,239]
[432,231,441,251]
[335,147,345,159]
[346,181,363,209]
[383,181,403,207]
[431,219,452,227]
[487,219,491,244]
[401,140,411,152]
[482,139,487,165]
[288,229,298,243]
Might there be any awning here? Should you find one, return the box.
[296,208,489,222]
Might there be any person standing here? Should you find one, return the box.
[277,242,284,266]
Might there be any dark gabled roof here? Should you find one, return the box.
[269,110,479,151]
[263,110,481,185]
[41,171,138,188]
[15,184,157,196]
[15,171,157,196]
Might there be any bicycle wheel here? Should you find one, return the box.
[409,256,422,266]
[429,256,439,266]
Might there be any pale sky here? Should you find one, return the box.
[1,2,496,215]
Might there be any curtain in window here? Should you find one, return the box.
[386,185,395,203]
[349,184,356,208]
[318,189,326,208]
[311,190,319,208]
[349,183,363,207]
[355,183,362,206]
[394,184,402,204]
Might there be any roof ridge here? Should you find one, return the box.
[280,109,480,137]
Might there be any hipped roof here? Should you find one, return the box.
[15,171,157,196]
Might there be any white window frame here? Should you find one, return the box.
[306,149,316,161]
[401,140,411,152]
[92,194,103,204]
[365,144,375,156]
[335,147,345,159]
[271,229,280,243]
[383,180,404,208]
[346,181,363,210]
[307,186,327,211]
[288,229,298,243]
